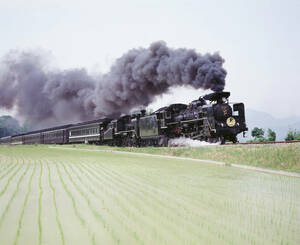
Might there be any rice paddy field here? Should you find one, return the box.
[0,145,299,245]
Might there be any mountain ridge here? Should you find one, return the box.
[240,108,300,141]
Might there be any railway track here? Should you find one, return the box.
[227,140,300,146]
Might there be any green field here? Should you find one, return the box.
[0,145,299,245]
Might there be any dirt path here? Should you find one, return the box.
[49,146,300,178]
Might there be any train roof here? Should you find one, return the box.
[9,118,112,138]
[153,106,169,113]
[154,103,187,113]
[68,118,112,129]
[11,124,73,137]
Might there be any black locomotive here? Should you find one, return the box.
[0,91,247,146]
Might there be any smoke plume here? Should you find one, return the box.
[0,41,226,129]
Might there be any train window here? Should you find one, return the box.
[165,112,171,119]
[233,110,239,116]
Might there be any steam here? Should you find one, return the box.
[0,41,226,129]
[168,137,220,147]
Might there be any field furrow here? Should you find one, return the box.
[54,161,96,245]
[0,161,32,245]
[13,162,37,245]
[77,161,198,244]
[82,161,227,244]
[0,156,14,172]
[0,161,18,181]
[0,163,24,198]
[38,161,43,245]
[46,161,65,245]
[57,161,124,245]
[64,161,167,245]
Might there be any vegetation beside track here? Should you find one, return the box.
[55,143,300,173]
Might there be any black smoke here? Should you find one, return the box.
[0,41,226,129]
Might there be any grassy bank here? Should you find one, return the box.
[56,143,300,173]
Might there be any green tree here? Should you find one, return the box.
[0,116,21,137]
[285,129,300,141]
[251,127,265,141]
[267,128,276,141]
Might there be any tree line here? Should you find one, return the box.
[251,127,300,142]
[0,116,29,138]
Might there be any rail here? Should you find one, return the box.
[226,140,300,145]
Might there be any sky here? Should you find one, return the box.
[0,0,299,119]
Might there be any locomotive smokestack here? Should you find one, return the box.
[0,41,227,129]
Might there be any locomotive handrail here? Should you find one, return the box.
[114,129,136,135]
[180,118,204,123]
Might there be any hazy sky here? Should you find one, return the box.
[0,0,299,118]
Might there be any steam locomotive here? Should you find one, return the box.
[0,91,247,146]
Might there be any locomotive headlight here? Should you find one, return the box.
[226,117,236,127]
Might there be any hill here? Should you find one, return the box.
[0,115,22,137]
[239,108,300,141]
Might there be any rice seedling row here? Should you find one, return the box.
[0,146,299,245]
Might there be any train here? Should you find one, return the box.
[0,91,247,146]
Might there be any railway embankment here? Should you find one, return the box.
[51,142,300,174]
